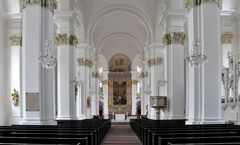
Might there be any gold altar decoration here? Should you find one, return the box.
[22,0,58,11]
[77,58,93,68]
[184,0,222,11]
[9,35,22,46]
[162,32,186,46]
[108,99,113,108]
[108,80,114,86]
[11,88,19,106]
[221,32,234,44]
[56,33,78,46]
[128,99,132,107]
[113,105,127,114]
[148,57,163,67]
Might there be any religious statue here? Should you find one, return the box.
[87,96,91,108]
[11,88,19,106]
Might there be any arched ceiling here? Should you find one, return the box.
[89,4,153,65]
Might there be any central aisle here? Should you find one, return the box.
[102,124,142,145]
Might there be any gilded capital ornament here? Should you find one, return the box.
[92,72,100,79]
[132,80,138,85]
[162,32,186,46]
[140,72,148,78]
[9,35,22,46]
[77,58,93,68]
[184,0,222,11]
[55,33,78,46]
[101,80,108,85]
[148,57,164,67]
[22,0,58,11]
[221,32,234,44]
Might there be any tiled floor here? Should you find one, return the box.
[102,125,142,145]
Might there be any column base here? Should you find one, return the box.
[77,114,86,120]
[186,118,225,125]
[56,116,79,120]
[20,119,57,125]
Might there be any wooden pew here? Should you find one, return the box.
[130,119,240,145]
[152,132,239,145]
[0,136,87,144]
[10,132,93,145]
[146,127,240,145]
[159,136,240,145]
[0,119,111,145]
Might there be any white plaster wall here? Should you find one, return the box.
[0,20,6,125]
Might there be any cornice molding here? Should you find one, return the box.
[184,0,222,12]
[166,10,187,18]
[162,32,186,46]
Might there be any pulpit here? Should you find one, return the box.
[150,96,167,120]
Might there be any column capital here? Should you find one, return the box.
[9,35,22,46]
[22,0,58,12]
[147,57,164,67]
[92,72,100,79]
[55,33,78,46]
[221,32,234,44]
[77,58,93,68]
[184,0,222,12]
[162,32,186,46]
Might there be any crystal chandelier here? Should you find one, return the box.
[185,40,207,66]
[38,40,57,68]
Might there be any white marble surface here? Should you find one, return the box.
[115,114,125,120]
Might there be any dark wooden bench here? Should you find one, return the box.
[0,136,86,144]
[146,128,240,145]
[0,119,111,145]
[152,132,239,145]
[10,132,93,145]
[160,136,240,145]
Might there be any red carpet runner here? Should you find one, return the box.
[102,124,142,145]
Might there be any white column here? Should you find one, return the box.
[221,32,233,67]
[148,43,166,119]
[0,16,6,125]
[76,43,92,119]
[102,71,109,117]
[9,35,21,125]
[186,0,224,124]
[163,32,186,119]
[91,65,99,116]
[21,1,56,124]
[140,54,149,116]
[56,33,78,120]
[131,71,138,115]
